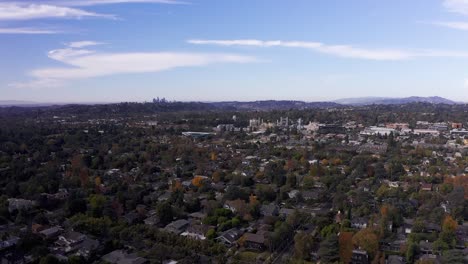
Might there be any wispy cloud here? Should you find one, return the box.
[443,0,468,15]
[430,21,468,30]
[0,27,60,34]
[0,3,114,21]
[188,39,468,60]
[47,0,187,6]
[188,39,411,60]
[67,41,105,48]
[11,41,256,88]
[423,1,468,31]
[0,1,184,29]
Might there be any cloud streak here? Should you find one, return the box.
[67,41,105,48]
[46,0,187,6]
[443,0,468,15]
[0,27,60,34]
[431,21,468,30]
[11,42,257,88]
[424,1,468,32]
[188,39,412,60]
[0,3,114,20]
[188,39,468,60]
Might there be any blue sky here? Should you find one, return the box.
[2,0,468,102]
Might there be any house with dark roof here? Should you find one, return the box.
[188,212,206,222]
[351,249,369,264]
[243,233,266,251]
[386,255,404,264]
[143,215,160,226]
[301,190,319,201]
[39,226,63,240]
[0,236,19,251]
[101,250,148,264]
[181,224,212,240]
[55,231,85,253]
[351,217,368,229]
[164,219,189,235]
[417,254,441,264]
[216,228,243,247]
[260,203,279,217]
[75,237,99,259]
[403,218,413,234]
[421,183,433,191]
[419,240,436,255]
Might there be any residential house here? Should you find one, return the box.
[143,215,160,226]
[403,218,413,234]
[7,198,35,213]
[301,190,319,201]
[164,219,189,235]
[243,233,266,251]
[417,254,441,264]
[181,224,212,240]
[351,249,369,264]
[39,226,63,240]
[0,236,19,251]
[260,203,279,217]
[75,237,99,259]
[101,250,148,264]
[216,228,243,247]
[386,255,404,264]
[188,212,206,223]
[421,183,432,191]
[55,231,85,253]
[419,240,436,255]
[351,217,368,229]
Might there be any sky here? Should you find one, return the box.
[2,0,468,102]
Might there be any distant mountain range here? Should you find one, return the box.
[211,100,341,110]
[334,96,458,105]
[0,100,112,107]
[0,96,462,110]
[0,100,43,106]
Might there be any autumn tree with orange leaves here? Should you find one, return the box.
[339,231,354,263]
[444,175,468,199]
[352,228,379,258]
[192,175,207,188]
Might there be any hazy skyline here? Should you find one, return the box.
[3,0,468,102]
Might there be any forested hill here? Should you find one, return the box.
[210,100,341,110]
[0,101,467,120]
[0,100,342,117]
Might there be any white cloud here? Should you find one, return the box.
[48,0,187,6]
[68,41,104,48]
[188,39,468,60]
[12,42,257,88]
[430,21,468,30]
[0,1,183,21]
[188,39,413,60]
[0,3,114,20]
[0,27,60,34]
[443,0,468,15]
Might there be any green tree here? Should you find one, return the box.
[156,202,174,226]
[318,234,339,263]
[39,255,59,264]
[88,194,107,217]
